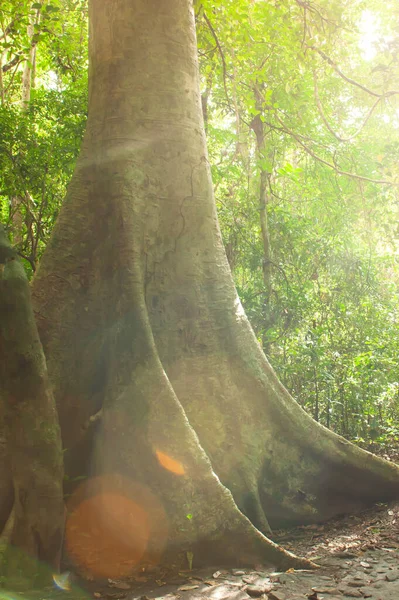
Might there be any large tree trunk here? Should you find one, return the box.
[0,226,64,586]
[28,0,399,575]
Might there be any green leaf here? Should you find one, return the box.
[257,158,273,172]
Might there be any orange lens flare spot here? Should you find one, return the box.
[65,475,168,579]
[66,491,149,578]
[156,450,185,475]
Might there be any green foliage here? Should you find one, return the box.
[2,0,399,449]
[0,0,88,271]
[0,83,87,271]
[197,0,399,448]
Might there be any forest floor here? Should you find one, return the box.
[61,497,399,600]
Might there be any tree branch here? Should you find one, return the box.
[312,70,389,143]
[275,112,397,186]
[309,45,399,98]
[203,12,233,112]
[2,54,22,73]
[294,0,337,26]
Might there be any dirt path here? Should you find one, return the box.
[84,501,399,600]
[16,500,399,600]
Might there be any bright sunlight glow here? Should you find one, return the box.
[358,9,393,62]
[358,10,380,61]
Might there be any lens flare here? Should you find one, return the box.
[66,475,168,578]
[53,571,72,591]
[156,450,185,475]
[0,593,24,600]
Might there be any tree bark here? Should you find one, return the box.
[27,0,399,575]
[21,10,39,109]
[0,226,64,586]
[250,85,273,298]
[0,52,5,105]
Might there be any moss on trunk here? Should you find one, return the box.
[0,225,64,586]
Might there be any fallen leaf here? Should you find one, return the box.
[246,584,273,597]
[178,585,199,591]
[213,571,222,579]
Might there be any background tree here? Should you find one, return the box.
[0,225,64,585]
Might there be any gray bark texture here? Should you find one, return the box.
[0,0,396,578]
[0,225,64,586]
